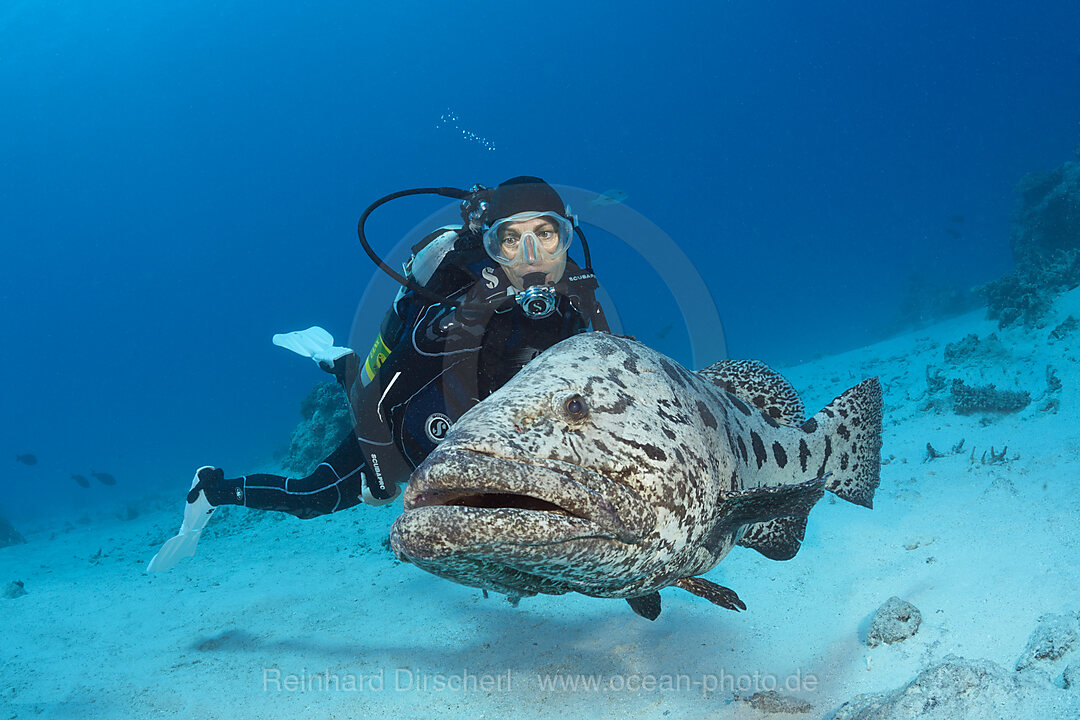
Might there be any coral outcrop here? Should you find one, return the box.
[281,382,353,475]
[978,159,1080,328]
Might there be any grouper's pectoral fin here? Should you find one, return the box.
[626,592,662,621]
[674,577,746,611]
[705,476,826,561]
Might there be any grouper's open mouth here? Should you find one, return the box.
[392,448,655,562]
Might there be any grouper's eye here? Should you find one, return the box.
[563,394,589,422]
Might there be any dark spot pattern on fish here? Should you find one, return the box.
[658,395,686,418]
[657,403,690,426]
[659,359,686,388]
[713,397,729,420]
[728,394,752,416]
[799,439,811,472]
[772,442,787,468]
[599,392,633,415]
[606,369,628,390]
[817,435,832,478]
[696,401,717,429]
[582,376,604,395]
[612,434,668,462]
[736,435,748,463]
[750,431,767,469]
[801,417,818,433]
[837,423,850,440]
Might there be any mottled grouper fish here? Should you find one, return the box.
[390,333,882,620]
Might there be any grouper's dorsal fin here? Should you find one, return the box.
[626,592,662,620]
[696,359,805,425]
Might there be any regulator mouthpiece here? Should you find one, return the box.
[517,272,557,319]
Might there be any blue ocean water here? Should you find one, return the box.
[2,0,1078,522]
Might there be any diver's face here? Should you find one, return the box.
[497,216,567,289]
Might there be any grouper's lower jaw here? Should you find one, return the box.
[389,506,651,597]
[389,505,622,562]
[404,447,652,544]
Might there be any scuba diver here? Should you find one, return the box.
[148,176,609,571]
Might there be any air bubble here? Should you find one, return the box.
[437,107,497,151]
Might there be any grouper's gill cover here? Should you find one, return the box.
[390,333,883,619]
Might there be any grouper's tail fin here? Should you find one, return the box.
[803,377,883,509]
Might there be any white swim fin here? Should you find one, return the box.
[272,326,353,366]
[146,466,219,573]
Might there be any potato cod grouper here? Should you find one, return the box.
[390,333,883,620]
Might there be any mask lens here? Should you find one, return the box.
[484,212,572,267]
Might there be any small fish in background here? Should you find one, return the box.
[72,474,90,489]
[91,472,116,486]
[590,189,629,207]
[15,454,37,466]
[946,214,964,239]
[655,323,674,341]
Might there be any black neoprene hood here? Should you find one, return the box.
[486,176,568,225]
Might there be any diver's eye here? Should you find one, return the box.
[563,394,588,422]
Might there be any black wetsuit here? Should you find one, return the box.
[200,228,604,518]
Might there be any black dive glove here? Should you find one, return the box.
[414,281,499,354]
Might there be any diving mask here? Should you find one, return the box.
[483,211,573,268]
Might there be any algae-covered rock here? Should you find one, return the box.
[0,514,26,548]
[832,656,1039,720]
[739,690,812,714]
[3,580,27,599]
[865,596,922,647]
[950,379,1030,415]
[1015,613,1079,674]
